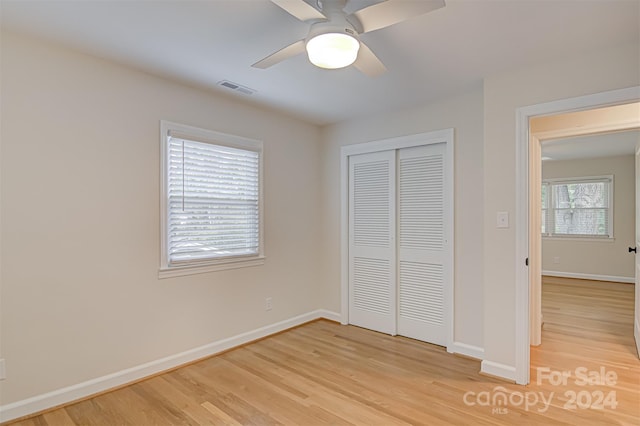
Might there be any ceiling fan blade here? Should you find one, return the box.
[252,40,306,69]
[270,0,327,21]
[350,0,445,34]
[353,41,387,77]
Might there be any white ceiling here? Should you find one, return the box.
[1,0,638,125]
[542,130,640,161]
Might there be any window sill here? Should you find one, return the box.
[159,256,265,279]
[542,236,614,243]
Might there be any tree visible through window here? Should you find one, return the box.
[542,177,612,238]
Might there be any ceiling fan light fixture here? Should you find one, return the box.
[306,32,360,69]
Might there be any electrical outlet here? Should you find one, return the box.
[265,297,273,311]
[553,256,560,264]
[0,359,6,380]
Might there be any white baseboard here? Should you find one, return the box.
[480,360,516,382]
[542,270,634,284]
[316,309,342,323]
[450,342,484,360]
[635,317,640,359]
[0,309,340,423]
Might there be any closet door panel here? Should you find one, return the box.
[348,150,396,335]
[397,143,448,345]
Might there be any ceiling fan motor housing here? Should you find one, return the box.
[305,18,359,46]
[307,0,358,42]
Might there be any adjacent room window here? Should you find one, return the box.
[541,176,613,238]
[160,121,264,277]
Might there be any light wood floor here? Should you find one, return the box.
[8,277,640,425]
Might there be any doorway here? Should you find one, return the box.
[514,87,640,385]
[535,130,639,366]
[532,116,640,345]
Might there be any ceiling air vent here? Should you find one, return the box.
[218,80,256,96]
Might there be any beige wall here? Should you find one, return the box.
[0,32,322,404]
[483,42,639,368]
[320,86,485,349]
[541,155,635,280]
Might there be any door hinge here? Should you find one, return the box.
[525,258,529,266]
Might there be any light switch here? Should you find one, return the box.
[497,211,509,228]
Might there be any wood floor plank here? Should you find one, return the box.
[99,385,174,425]
[40,409,76,426]
[200,402,244,426]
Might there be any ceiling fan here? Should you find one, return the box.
[252,0,445,76]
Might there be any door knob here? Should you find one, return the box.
[629,247,637,253]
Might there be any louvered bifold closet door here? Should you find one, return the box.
[348,150,397,335]
[397,143,448,346]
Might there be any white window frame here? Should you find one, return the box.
[541,175,614,240]
[159,121,264,278]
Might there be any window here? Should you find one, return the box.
[160,121,264,277]
[541,176,613,238]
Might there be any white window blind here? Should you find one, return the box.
[542,176,612,238]
[160,121,264,277]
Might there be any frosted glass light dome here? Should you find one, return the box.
[306,32,360,69]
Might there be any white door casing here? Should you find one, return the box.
[514,86,640,385]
